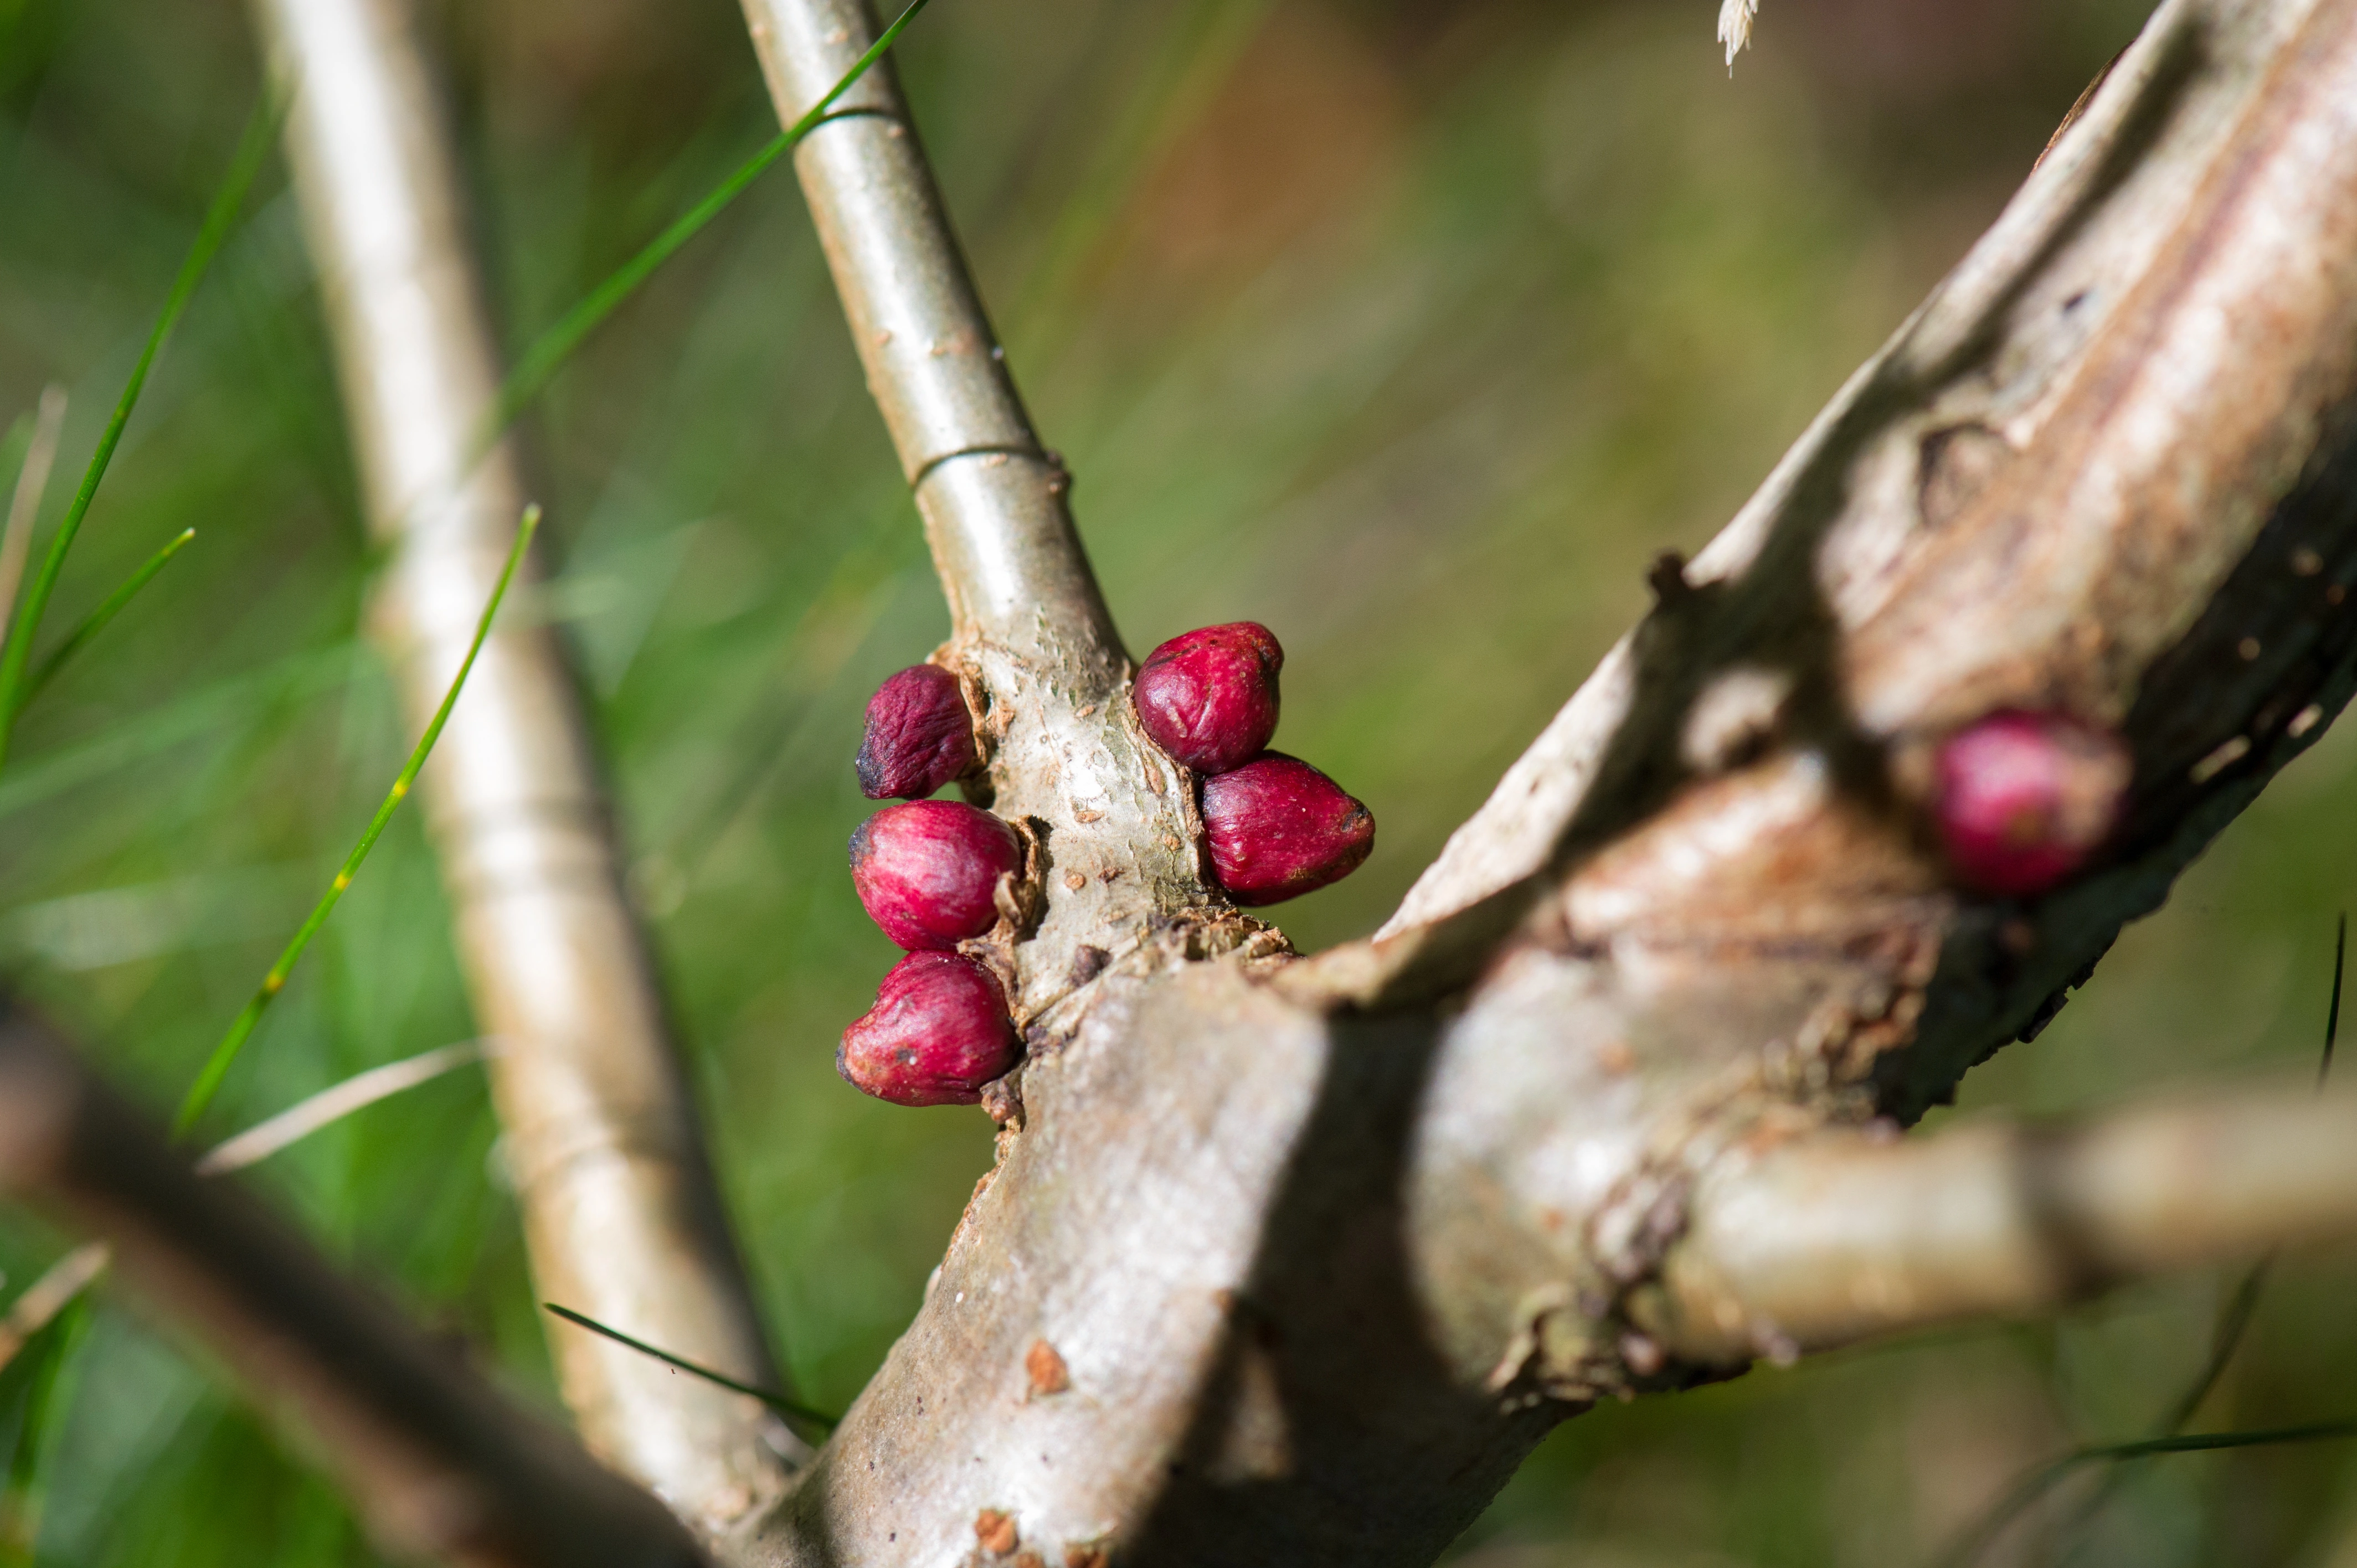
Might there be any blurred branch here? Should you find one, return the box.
[1633,1083,2357,1362]
[247,0,796,1531]
[0,1039,491,1379]
[0,1007,705,1568]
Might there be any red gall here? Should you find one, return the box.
[850,799,1023,950]
[1133,622,1284,775]
[856,663,978,800]
[838,951,1018,1106]
[1201,752,1375,906]
[1932,710,2130,897]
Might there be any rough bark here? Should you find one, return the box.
[0,1007,707,1568]
[248,0,796,1532]
[718,0,2357,1561]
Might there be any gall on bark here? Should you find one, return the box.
[1201,752,1375,906]
[1133,622,1284,775]
[856,663,979,800]
[850,800,1023,950]
[838,951,1018,1107]
[1931,710,2130,896]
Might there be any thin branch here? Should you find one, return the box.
[738,0,1218,1030]
[1637,1085,2357,1363]
[0,385,68,648]
[252,0,800,1527]
[0,1007,706,1568]
[739,0,1121,662]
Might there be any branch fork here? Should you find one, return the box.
[22,0,2357,1563]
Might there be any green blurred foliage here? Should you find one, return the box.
[1,0,2354,1562]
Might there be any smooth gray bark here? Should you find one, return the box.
[250,0,796,1531]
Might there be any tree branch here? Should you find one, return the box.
[725,0,2357,1560]
[0,1007,705,1568]
[736,0,1252,1030]
[246,0,795,1530]
[1633,1081,2357,1363]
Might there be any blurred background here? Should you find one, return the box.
[3,0,2355,1562]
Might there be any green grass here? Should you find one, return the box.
[173,505,537,1139]
[0,92,275,774]
[9,1,2357,1566]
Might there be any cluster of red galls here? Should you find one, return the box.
[838,624,1374,1107]
[836,631,2135,1110]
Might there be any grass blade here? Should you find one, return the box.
[1931,1420,2357,1568]
[542,1303,838,1431]
[2323,911,2344,1086]
[0,1294,91,1557]
[474,0,935,458]
[173,506,540,1138]
[21,528,194,703]
[0,1246,108,1379]
[0,386,67,647]
[0,100,277,772]
[194,1038,487,1175]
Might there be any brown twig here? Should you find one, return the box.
[0,1007,706,1568]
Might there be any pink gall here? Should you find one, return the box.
[1932,710,2130,897]
[1200,752,1374,906]
[1134,622,1283,775]
[838,951,1018,1106]
[850,799,1023,950]
[856,663,978,800]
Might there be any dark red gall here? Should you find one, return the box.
[1133,622,1284,775]
[1200,752,1375,906]
[838,951,1018,1106]
[1932,710,2130,896]
[856,663,977,800]
[850,799,1023,950]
